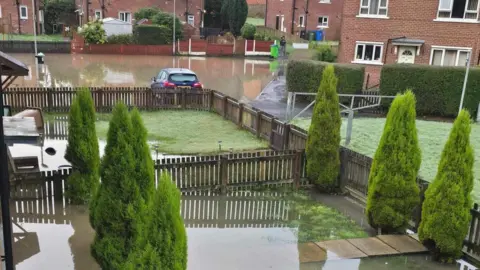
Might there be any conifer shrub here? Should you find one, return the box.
[418,110,474,262]
[366,90,422,233]
[90,102,145,269]
[305,65,341,191]
[65,88,100,205]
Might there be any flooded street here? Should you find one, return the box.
[8,53,275,101]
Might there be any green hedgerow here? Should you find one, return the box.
[305,65,341,191]
[90,102,146,269]
[65,88,100,205]
[418,109,474,262]
[366,90,422,233]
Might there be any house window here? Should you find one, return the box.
[95,10,102,20]
[0,5,3,18]
[119,12,131,22]
[430,47,471,66]
[359,0,388,16]
[437,0,479,20]
[354,42,384,63]
[299,15,305,27]
[319,0,331,3]
[318,16,328,27]
[20,5,28,19]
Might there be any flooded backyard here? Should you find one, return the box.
[7,53,275,101]
[8,192,460,270]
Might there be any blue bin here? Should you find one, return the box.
[315,30,324,41]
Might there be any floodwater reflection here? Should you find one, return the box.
[7,193,459,270]
[7,54,275,101]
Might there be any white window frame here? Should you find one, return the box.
[95,9,102,20]
[0,5,3,18]
[352,41,384,65]
[187,15,194,26]
[19,5,28,20]
[317,16,329,27]
[435,0,480,21]
[319,0,331,3]
[299,15,305,27]
[358,0,389,18]
[118,11,131,23]
[429,46,472,66]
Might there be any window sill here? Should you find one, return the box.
[316,26,329,29]
[356,15,389,19]
[433,18,479,23]
[351,60,384,66]
[319,1,331,3]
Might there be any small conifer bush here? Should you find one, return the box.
[366,90,422,233]
[418,109,474,262]
[305,64,341,191]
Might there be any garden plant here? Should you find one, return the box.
[366,90,421,233]
[418,109,474,262]
[305,65,341,191]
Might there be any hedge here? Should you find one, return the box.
[380,64,480,117]
[134,25,171,45]
[286,60,365,98]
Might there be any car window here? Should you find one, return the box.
[169,73,197,83]
[157,71,165,80]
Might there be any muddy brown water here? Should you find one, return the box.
[7,54,274,101]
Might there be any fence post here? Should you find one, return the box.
[237,103,244,127]
[256,110,262,138]
[293,150,303,189]
[283,124,291,150]
[467,203,479,253]
[209,90,214,111]
[98,88,104,112]
[223,96,228,119]
[269,118,277,146]
[189,38,192,55]
[219,155,229,194]
[181,88,186,109]
[338,148,348,191]
[53,171,63,201]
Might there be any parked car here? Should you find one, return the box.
[151,68,203,89]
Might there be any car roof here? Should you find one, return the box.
[162,68,196,75]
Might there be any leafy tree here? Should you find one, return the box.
[418,109,474,262]
[305,65,341,191]
[151,12,184,39]
[134,7,161,20]
[366,90,421,233]
[204,0,223,27]
[65,88,100,204]
[130,109,155,203]
[79,20,107,45]
[221,0,248,36]
[90,102,145,269]
[44,0,77,34]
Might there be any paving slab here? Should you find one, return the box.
[315,239,367,259]
[298,242,327,263]
[348,237,400,256]
[408,233,421,242]
[377,235,428,254]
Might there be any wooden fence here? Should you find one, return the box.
[10,150,306,200]
[11,194,296,228]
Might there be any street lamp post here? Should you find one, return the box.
[458,51,471,115]
[173,0,176,55]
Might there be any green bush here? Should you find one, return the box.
[314,45,336,62]
[366,90,421,233]
[134,25,171,45]
[79,20,106,45]
[134,7,161,20]
[305,65,341,191]
[418,110,474,262]
[107,34,135,44]
[380,64,480,117]
[151,12,183,39]
[65,88,100,204]
[241,23,256,39]
[253,32,272,41]
[286,60,364,99]
[221,0,248,36]
[90,102,145,269]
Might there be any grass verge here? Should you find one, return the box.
[0,34,66,42]
[46,111,268,154]
[292,117,480,201]
[246,17,265,26]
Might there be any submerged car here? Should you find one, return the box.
[151,68,203,89]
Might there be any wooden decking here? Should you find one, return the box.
[299,234,428,263]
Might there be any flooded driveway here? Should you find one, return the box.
[7,54,275,101]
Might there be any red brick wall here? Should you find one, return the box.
[265,0,344,41]
[339,0,480,87]
[77,0,204,29]
[2,0,37,34]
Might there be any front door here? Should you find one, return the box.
[398,46,416,64]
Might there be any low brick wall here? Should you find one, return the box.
[0,40,71,53]
[86,44,172,55]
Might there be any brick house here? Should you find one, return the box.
[75,0,204,29]
[338,0,480,87]
[0,0,42,34]
[265,0,344,40]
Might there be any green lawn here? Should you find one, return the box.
[47,111,268,154]
[246,17,265,26]
[0,34,66,41]
[292,117,480,201]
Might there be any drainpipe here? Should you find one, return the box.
[383,36,406,64]
[16,0,21,34]
[291,0,297,34]
[265,0,268,27]
[304,0,309,33]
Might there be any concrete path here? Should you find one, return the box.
[299,234,428,263]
